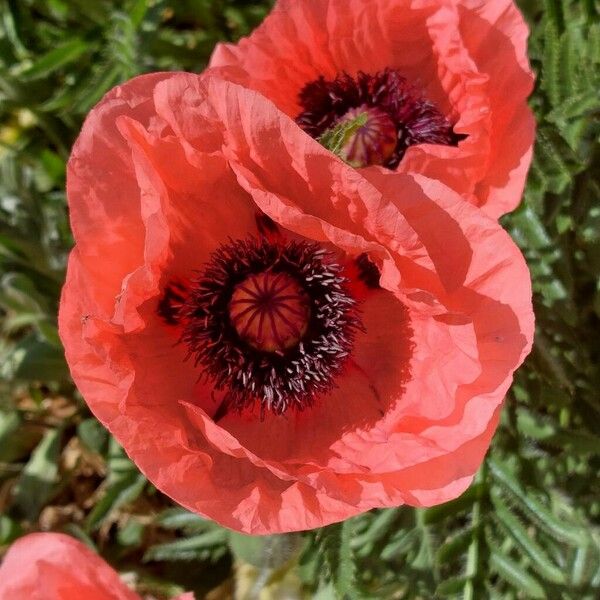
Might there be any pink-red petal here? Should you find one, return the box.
[0,533,139,600]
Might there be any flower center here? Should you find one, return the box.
[296,69,461,169]
[229,271,310,352]
[335,105,398,168]
[170,238,362,415]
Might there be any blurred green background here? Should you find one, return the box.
[0,0,599,598]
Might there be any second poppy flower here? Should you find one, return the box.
[210,0,536,219]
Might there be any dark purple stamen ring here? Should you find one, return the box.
[177,238,362,416]
[297,68,461,169]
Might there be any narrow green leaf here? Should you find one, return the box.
[0,411,21,462]
[547,92,600,123]
[20,40,89,79]
[570,542,592,588]
[128,0,150,27]
[436,527,475,566]
[516,407,556,440]
[117,519,144,547]
[544,0,565,32]
[143,530,228,562]
[1,0,29,58]
[60,524,97,551]
[491,489,566,584]
[380,529,419,561]
[77,419,108,455]
[436,575,472,597]
[544,430,600,455]
[351,508,399,549]
[229,532,302,571]
[85,471,146,531]
[489,458,588,546]
[318,521,358,599]
[0,410,40,463]
[490,550,546,600]
[72,64,122,114]
[541,20,562,107]
[312,584,338,600]
[156,507,209,533]
[0,514,22,545]
[13,427,61,519]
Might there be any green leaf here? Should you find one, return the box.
[229,532,273,568]
[77,418,108,455]
[541,20,562,107]
[0,411,41,462]
[20,39,89,79]
[312,584,337,600]
[128,0,150,27]
[490,550,546,600]
[13,427,61,519]
[317,521,359,599]
[489,458,588,546]
[570,541,595,587]
[436,575,472,597]
[0,410,22,462]
[60,524,97,551]
[491,489,566,584]
[117,518,144,547]
[544,0,565,32]
[85,471,146,531]
[2,334,68,382]
[84,439,146,531]
[351,508,399,551]
[380,529,419,561]
[547,91,600,123]
[436,527,475,566]
[71,64,122,114]
[144,530,228,562]
[0,514,22,545]
[155,507,209,533]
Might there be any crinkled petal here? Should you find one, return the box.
[0,533,140,600]
[60,72,534,534]
[455,0,535,216]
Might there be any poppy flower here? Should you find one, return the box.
[209,0,536,219]
[0,533,192,599]
[59,71,534,534]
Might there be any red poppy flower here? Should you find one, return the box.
[0,533,192,600]
[59,71,534,534]
[209,0,536,219]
